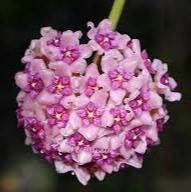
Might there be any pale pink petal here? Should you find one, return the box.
[74,168,90,186]
[101,56,118,73]
[74,31,82,39]
[115,34,130,49]
[97,128,113,138]
[49,61,71,76]
[61,30,80,46]
[73,94,89,108]
[102,164,113,173]
[169,77,177,90]
[25,136,32,145]
[15,72,28,89]
[79,44,93,58]
[37,90,57,105]
[40,69,54,87]
[146,126,159,143]
[120,56,140,73]
[110,89,126,105]
[30,40,42,57]
[97,19,112,32]
[71,76,85,94]
[85,63,100,77]
[16,91,26,101]
[60,95,76,109]
[119,145,132,159]
[40,39,60,60]
[135,138,147,154]
[34,103,46,121]
[60,124,76,137]
[78,125,99,141]
[22,109,34,118]
[69,112,82,129]
[128,119,143,129]
[152,59,162,71]
[30,59,47,74]
[93,137,110,149]
[155,63,168,83]
[55,161,73,173]
[131,39,141,55]
[110,136,122,150]
[70,59,87,74]
[126,154,143,168]
[23,96,35,111]
[87,21,96,39]
[59,139,73,153]
[94,170,106,181]
[148,91,162,109]
[97,74,111,91]
[127,76,143,93]
[123,47,134,58]
[87,19,112,39]
[91,90,108,107]
[101,110,114,127]
[104,49,124,61]
[40,26,57,37]
[77,151,92,165]
[124,105,134,121]
[165,91,182,102]
[139,112,153,125]
[88,40,104,54]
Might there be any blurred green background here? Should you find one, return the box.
[0,0,190,191]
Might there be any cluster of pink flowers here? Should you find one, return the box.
[15,19,181,185]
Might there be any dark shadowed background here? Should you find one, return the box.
[0,0,190,191]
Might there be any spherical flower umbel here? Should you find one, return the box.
[15,19,181,185]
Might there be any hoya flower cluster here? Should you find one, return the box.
[15,19,181,185]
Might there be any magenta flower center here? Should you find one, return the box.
[53,148,73,163]
[24,74,44,98]
[129,92,150,112]
[29,75,44,91]
[92,150,119,166]
[125,127,145,149]
[108,67,133,90]
[77,102,103,127]
[156,118,165,131]
[47,33,62,47]
[141,50,155,74]
[110,108,130,133]
[60,153,73,163]
[48,75,72,96]
[67,132,90,149]
[95,32,117,50]
[59,46,80,65]
[44,143,74,163]
[47,104,69,128]
[16,101,24,126]
[85,77,98,97]
[24,117,47,156]
[160,73,172,89]
[26,117,45,141]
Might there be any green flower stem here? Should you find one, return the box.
[109,0,126,30]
